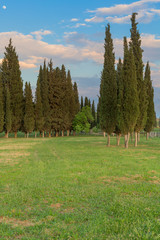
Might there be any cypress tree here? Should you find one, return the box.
[122,38,139,148]
[4,86,12,138]
[100,24,117,146]
[91,100,96,128]
[61,64,67,135]
[97,99,100,127]
[48,60,54,137]
[84,97,89,107]
[88,99,91,108]
[65,70,75,136]
[130,13,147,146]
[1,39,23,137]
[39,61,51,137]
[81,96,83,109]
[116,58,123,146]
[73,82,80,115]
[24,82,34,137]
[52,67,63,137]
[144,62,155,139]
[0,74,4,133]
[35,79,44,137]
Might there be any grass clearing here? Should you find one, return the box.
[0,136,160,239]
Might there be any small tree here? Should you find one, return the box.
[73,106,93,134]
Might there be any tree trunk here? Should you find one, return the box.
[67,130,69,137]
[135,132,138,147]
[128,132,130,142]
[103,132,106,137]
[62,130,64,137]
[117,134,121,146]
[107,134,110,147]
[138,132,140,142]
[73,131,76,136]
[5,131,9,138]
[14,132,17,138]
[56,131,59,137]
[27,132,29,138]
[125,134,128,149]
[35,132,37,138]
[42,131,44,138]
[146,132,149,140]
[49,131,51,138]
[131,132,133,142]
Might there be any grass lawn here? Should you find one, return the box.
[0,135,160,239]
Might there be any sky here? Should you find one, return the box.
[0,0,160,115]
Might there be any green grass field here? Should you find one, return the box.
[0,135,160,239]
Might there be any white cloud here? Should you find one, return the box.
[86,0,160,24]
[0,30,159,86]
[88,0,160,15]
[2,5,6,10]
[31,29,52,40]
[150,8,160,14]
[70,18,79,22]
[85,16,104,23]
[73,23,87,28]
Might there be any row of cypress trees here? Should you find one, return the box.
[0,39,80,138]
[100,13,155,148]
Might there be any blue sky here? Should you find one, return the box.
[0,0,160,114]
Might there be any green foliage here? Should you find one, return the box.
[81,96,83,109]
[40,61,51,132]
[35,79,44,132]
[73,106,93,133]
[73,82,80,115]
[121,38,139,134]
[1,39,23,133]
[24,82,34,134]
[100,24,117,135]
[144,62,156,133]
[130,13,147,132]
[91,100,96,128]
[92,126,98,133]
[0,74,4,132]
[4,86,12,133]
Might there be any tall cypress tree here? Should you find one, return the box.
[35,79,44,137]
[84,97,89,107]
[39,61,51,137]
[61,64,67,135]
[65,70,75,135]
[91,100,96,128]
[144,62,155,139]
[48,60,54,137]
[97,99,100,127]
[0,74,4,133]
[52,67,63,136]
[122,38,139,148]
[116,58,123,146]
[24,82,34,137]
[73,82,80,115]
[130,13,147,146]
[81,96,83,109]
[100,24,117,146]
[1,39,23,137]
